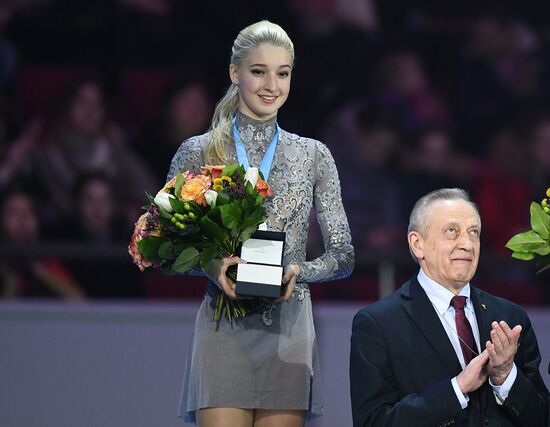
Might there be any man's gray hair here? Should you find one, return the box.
[407,188,480,261]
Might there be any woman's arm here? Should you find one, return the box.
[296,141,354,283]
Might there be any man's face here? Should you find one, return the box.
[409,199,481,292]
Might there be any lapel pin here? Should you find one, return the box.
[481,304,487,310]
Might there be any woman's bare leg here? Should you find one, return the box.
[198,407,254,427]
[253,409,306,427]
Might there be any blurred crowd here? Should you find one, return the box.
[0,0,549,303]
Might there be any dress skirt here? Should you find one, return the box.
[178,281,324,424]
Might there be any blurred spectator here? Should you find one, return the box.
[0,118,43,187]
[372,50,450,130]
[401,126,476,219]
[453,11,547,154]
[473,128,531,253]
[0,186,84,299]
[337,105,405,257]
[33,79,158,223]
[133,77,214,181]
[281,0,378,135]
[526,114,550,197]
[46,172,143,298]
[48,172,130,243]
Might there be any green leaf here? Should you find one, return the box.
[172,246,200,273]
[238,224,259,242]
[158,206,174,220]
[245,180,254,195]
[531,202,550,240]
[158,241,176,259]
[221,164,239,177]
[169,196,186,213]
[146,192,155,204]
[255,193,265,207]
[199,244,221,269]
[505,230,548,253]
[533,245,550,256]
[216,190,230,206]
[511,251,535,261]
[174,172,186,200]
[219,204,242,229]
[199,216,226,241]
[137,236,168,262]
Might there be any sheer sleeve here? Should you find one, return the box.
[296,141,354,283]
[166,135,205,181]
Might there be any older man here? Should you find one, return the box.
[350,188,548,427]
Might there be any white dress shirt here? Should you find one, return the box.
[417,269,517,408]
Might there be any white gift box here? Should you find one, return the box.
[236,231,285,298]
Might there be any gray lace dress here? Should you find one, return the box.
[168,112,354,423]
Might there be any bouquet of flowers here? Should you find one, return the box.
[505,187,550,273]
[128,163,273,321]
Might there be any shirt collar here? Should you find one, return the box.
[417,268,471,316]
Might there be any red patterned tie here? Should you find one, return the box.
[450,296,476,365]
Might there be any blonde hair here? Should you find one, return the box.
[205,20,295,164]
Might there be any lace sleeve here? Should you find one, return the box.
[297,141,354,283]
[166,135,205,181]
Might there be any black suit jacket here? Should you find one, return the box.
[350,277,549,427]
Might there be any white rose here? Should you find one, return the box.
[244,167,259,188]
[154,191,175,212]
[205,190,218,207]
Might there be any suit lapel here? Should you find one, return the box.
[470,286,493,349]
[470,285,495,413]
[400,277,463,375]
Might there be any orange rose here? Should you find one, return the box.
[256,178,272,198]
[201,165,225,179]
[180,175,211,206]
[162,171,195,192]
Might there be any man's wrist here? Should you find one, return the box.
[451,377,469,409]
[489,364,517,405]
[490,376,505,386]
[490,366,512,386]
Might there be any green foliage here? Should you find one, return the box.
[172,246,200,273]
[174,172,186,200]
[137,236,169,263]
[531,202,550,240]
[169,195,186,213]
[221,163,239,177]
[220,203,242,229]
[216,190,230,206]
[506,200,550,272]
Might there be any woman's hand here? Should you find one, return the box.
[204,257,245,299]
[277,264,300,302]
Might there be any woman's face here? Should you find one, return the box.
[78,179,113,234]
[230,43,292,121]
[1,193,38,243]
[70,82,104,134]
[169,84,212,138]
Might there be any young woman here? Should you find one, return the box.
[168,20,354,427]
